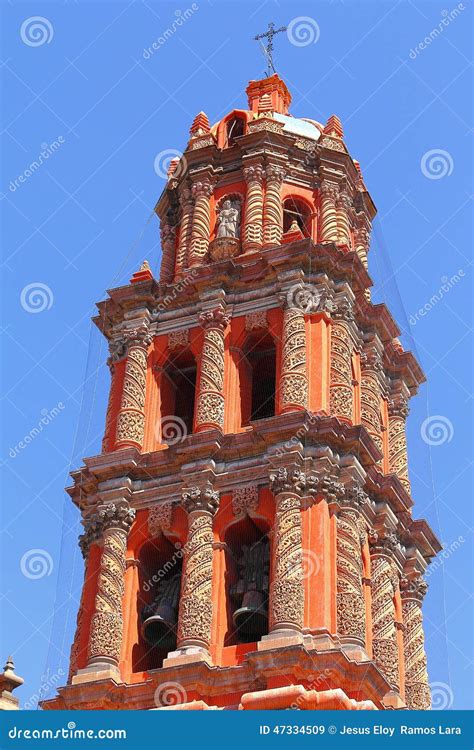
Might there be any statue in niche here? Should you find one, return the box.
[141,571,181,649]
[216,198,240,239]
[230,537,269,643]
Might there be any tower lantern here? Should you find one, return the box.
[44,71,440,712]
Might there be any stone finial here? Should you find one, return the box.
[190,111,210,136]
[323,114,344,138]
[130,259,153,284]
[0,657,24,710]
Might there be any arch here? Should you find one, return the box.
[282,195,313,236]
[216,110,252,149]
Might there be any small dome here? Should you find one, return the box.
[272,113,322,141]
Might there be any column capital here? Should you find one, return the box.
[388,391,410,418]
[269,466,306,497]
[400,575,428,603]
[198,306,230,331]
[181,484,220,515]
[191,178,214,199]
[265,163,286,184]
[243,164,265,184]
[122,323,153,350]
[368,528,401,558]
[340,482,370,512]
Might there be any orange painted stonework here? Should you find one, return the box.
[44,74,440,712]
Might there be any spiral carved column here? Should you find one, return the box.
[279,295,308,413]
[176,485,219,653]
[401,576,431,710]
[336,485,368,646]
[115,325,152,451]
[263,165,285,247]
[369,532,400,691]
[360,345,384,460]
[189,179,213,265]
[336,189,352,247]
[268,468,305,634]
[87,504,135,671]
[388,390,411,494]
[243,164,264,251]
[319,181,339,242]
[329,301,354,422]
[159,221,177,283]
[175,187,194,275]
[195,307,229,432]
[101,338,126,453]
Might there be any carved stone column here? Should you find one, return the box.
[102,338,127,453]
[400,576,431,709]
[159,220,177,283]
[360,344,384,459]
[268,467,305,634]
[175,186,194,275]
[189,179,213,265]
[336,484,368,647]
[369,531,400,691]
[319,181,339,242]
[388,389,411,494]
[115,325,152,451]
[243,164,264,251]
[195,307,229,432]
[87,503,135,673]
[279,292,308,413]
[336,188,352,247]
[354,222,369,273]
[263,164,285,247]
[329,299,354,422]
[176,485,219,653]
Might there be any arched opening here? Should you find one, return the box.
[226,116,245,147]
[239,333,276,425]
[160,350,197,441]
[283,197,312,236]
[224,516,270,645]
[133,537,183,672]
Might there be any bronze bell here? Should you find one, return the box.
[140,572,180,649]
[232,589,268,643]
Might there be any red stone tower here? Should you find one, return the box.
[45,74,441,711]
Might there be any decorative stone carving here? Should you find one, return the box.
[195,308,229,431]
[243,165,264,250]
[245,310,268,331]
[319,181,339,242]
[360,345,384,459]
[87,504,136,667]
[148,501,173,537]
[159,221,177,283]
[268,468,305,632]
[369,537,400,690]
[248,118,284,135]
[115,325,152,450]
[320,136,346,152]
[175,187,194,274]
[388,390,411,494]
[279,297,308,412]
[401,576,431,710]
[168,328,189,351]
[336,189,353,247]
[102,337,127,453]
[216,198,240,239]
[263,165,285,247]
[232,485,259,516]
[329,306,353,422]
[189,179,214,265]
[176,485,219,651]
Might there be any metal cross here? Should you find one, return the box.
[254,22,287,77]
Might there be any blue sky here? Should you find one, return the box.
[1,0,472,710]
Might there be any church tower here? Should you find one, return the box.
[44,73,440,711]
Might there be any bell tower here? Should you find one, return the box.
[44,73,440,711]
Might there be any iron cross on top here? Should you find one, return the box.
[254,22,287,77]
